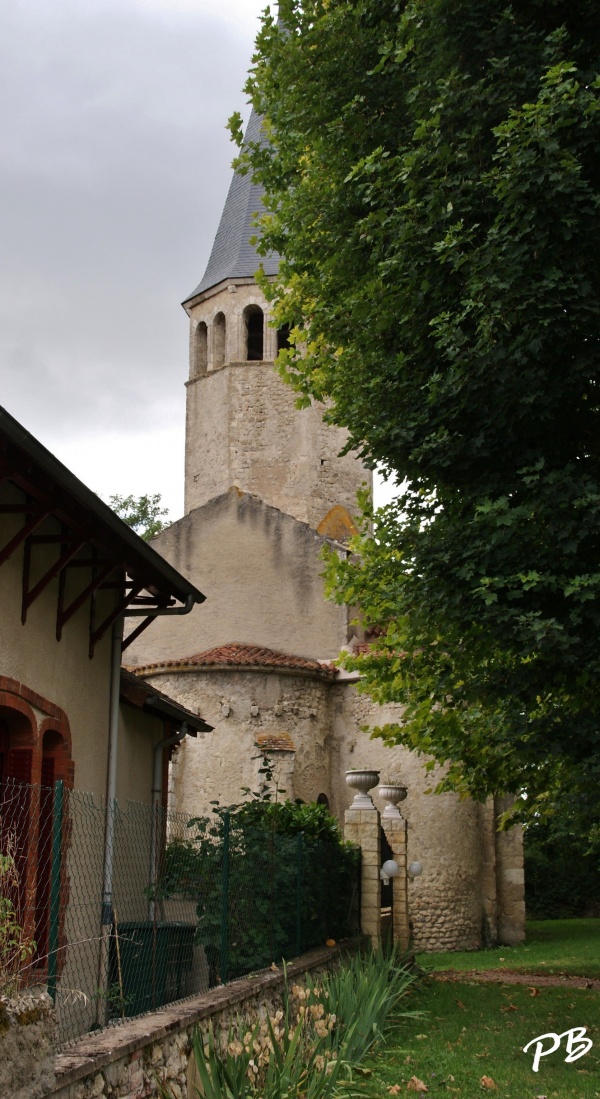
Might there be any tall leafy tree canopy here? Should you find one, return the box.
[109,493,169,541]
[238,0,600,834]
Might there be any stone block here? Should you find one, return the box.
[359,834,380,854]
[88,1074,105,1098]
[146,1044,162,1067]
[504,868,525,886]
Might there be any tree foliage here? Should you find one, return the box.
[238,0,600,831]
[109,493,169,541]
[524,812,600,919]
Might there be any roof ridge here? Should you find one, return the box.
[128,641,337,678]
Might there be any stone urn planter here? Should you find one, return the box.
[378,784,408,819]
[345,769,380,809]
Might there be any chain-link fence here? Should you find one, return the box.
[0,781,359,1047]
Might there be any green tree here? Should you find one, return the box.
[109,493,169,541]
[524,809,600,919]
[237,0,600,831]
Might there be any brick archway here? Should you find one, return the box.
[0,680,73,980]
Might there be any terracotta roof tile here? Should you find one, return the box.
[256,732,296,752]
[350,628,389,657]
[129,643,337,678]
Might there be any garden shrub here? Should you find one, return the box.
[0,834,36,995]
[157,794,360,982]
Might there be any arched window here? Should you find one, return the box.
[0,709,35,939]
[0,694,72,982]
[35,730,66,961]
[193,322,207,376]
[316,793,330,809]
[277,324,291,352]
[213,313,226,368]
[245,306,264,361]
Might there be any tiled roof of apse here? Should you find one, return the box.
[129,643,336,678]
[184,110,280,302]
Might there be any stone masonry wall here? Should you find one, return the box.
[48,943,355,1099]
[0,988,56,1099]
[494,795,526,946]
[331,683,488,951]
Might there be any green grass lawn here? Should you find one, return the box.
[416,919,600,979]
[358,978,600,1098]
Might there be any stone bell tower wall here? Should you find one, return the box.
[183,280,371,530]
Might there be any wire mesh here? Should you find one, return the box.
[0,782,359,1047]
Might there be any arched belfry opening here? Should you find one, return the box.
[245,306,264,361]
[213,312,226,368]
[277,324,291,352]
[194,322,207,376]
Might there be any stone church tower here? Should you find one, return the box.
[183,108,368,535]
[126,111,525,951]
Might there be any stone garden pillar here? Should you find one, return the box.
[379,785,410,952]
[344,770,381,948]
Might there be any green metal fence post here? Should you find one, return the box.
[295,833,303,956]
[47,779,64,1003]
[220,810,230,985]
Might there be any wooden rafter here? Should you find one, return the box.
[121,611,168,652]
[0,410,205,663]
[56,562,120,640]
[0,509,49,567]
[21,536,85,624]
[89,584,144,658]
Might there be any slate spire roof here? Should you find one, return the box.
[184,109,280,302]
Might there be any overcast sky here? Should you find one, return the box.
[1,0,394,520]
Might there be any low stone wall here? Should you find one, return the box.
[47,941,358,1099]
[0,988,56,1099]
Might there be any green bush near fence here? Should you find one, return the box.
[157,797,360,983]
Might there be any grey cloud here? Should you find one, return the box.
[0,0,259,442]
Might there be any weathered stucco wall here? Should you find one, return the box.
[141,666,333,815]
[125,491,352,667]
[117,705,165,807]
[184,281,371,529]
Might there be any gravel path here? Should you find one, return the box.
[431,969,599,990]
